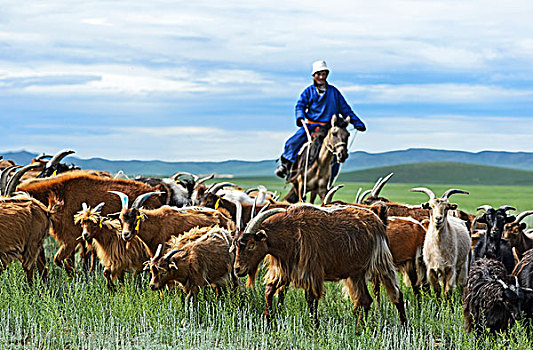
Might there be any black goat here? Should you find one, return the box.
[513,249,533,318]
[473,205,517,274]
[463,258,531,334]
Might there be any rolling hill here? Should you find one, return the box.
[337,162,533,186]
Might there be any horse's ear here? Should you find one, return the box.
[331,114,337,127]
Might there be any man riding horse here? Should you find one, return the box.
[275,61,366,198]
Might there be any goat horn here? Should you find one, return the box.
[250,197,257,222]
[5,164,41,196]
[256,202,271,218]
[207,182,235,194]
[164,248,183,261]
[354,188,362,203]
[471,216,479,234]
[372,173,394,198]
[476,205,494,212]
[324,184,344,205]
[93,202,106,213]
[0,165,22,195]
[170,172,198,182]
[45,149,75,169]
[196,173,214,185]
[358,190,372,204]
[441,189,469,199]
[370,177,383,197]
[34,153,52,161]
[244,208,286,234]
[132,191,163,209]
[516,211,533,223]
[497,279,509,290]
[498,205,516,212]
[409,187,436,200]
[153,244,163,260]
[229,199,243,232]
[108,191,129,210]
[245,187,258,195]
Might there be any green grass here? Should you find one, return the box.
[1,182,533,348]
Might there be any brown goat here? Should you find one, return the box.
[110,191,234,256]
[233,204,407,328]
[0,194,52,282]
[16,171,166,273]
[372,216,427,299]
[74,203,151,290]
[147,226,237,298]
[503,211,533,260]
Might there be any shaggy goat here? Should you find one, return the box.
[233,203,407,328]
[410,187,471,296]
[16,171,166,273]
[0,194,52,282]
[110,191,233,255]
[146,226,238,298]
[74,202,150,290]
[463,258,532,334]
[513,249,533,318]
[473,205,516,274]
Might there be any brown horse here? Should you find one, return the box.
[284,115,351,203]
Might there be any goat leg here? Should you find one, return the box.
[305,290,320,329]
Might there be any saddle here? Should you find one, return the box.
[286,125,329,183]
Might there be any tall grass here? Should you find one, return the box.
[0,182,532,349]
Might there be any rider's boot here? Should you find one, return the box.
[275,157,292,178]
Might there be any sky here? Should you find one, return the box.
[1,0,532,161]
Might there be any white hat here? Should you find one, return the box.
[312,60,329,75]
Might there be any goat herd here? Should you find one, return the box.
[0,150,532,336]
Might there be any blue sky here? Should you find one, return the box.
[1,0,532,161]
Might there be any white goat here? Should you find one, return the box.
[410,187,471,296]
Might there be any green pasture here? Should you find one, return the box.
[0,181,532,349]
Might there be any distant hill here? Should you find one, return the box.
[338,162,533,186]
[2,148,533,177]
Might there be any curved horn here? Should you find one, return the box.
[132,191,163,209]
[409,187,436,200]
[93,202,106,213]
[245,187,258,195]
[354,187,362,203]
[0,165,22,195]
[170,171,198,182]
[516,211,533,223]
[229,199,243,232]
[153,244,163,260]
[244,208,286,234]
[370,177,383,197]
[498,205,516,212]
[196,173,214,185]
[358,190,372,204]
[207,182,235,194]
[164,248,183,262]
[34,153,52,161]
[108,191,129,210]
[476,205,493,212]
[471,216,480,234]
[324,184,344,205]
[250,197,257,222]
[372,173,394,198]
[441,189,469,199]
[5,164,41,196]
[45,149,75,169]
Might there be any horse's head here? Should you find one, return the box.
[327,115,351,163]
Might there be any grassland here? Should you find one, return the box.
[1,181,532,349]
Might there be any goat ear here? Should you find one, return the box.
[422,202,430,210]
[449,203,458,210]
[476,215,487,224]
[506,215,516,223]
[255,229,267,242]
[520,223,527,230]
[107,212,121,220]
